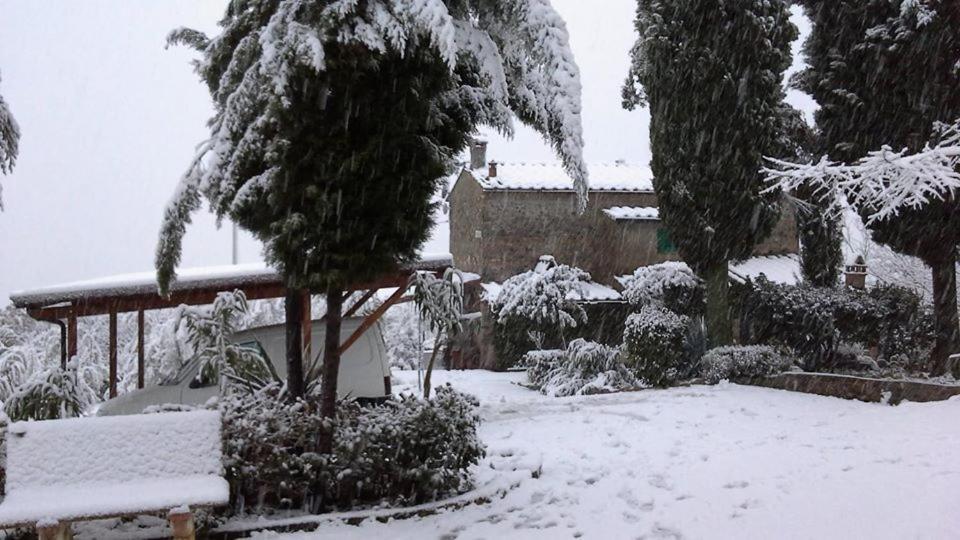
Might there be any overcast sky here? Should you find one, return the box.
[0,1,813,305]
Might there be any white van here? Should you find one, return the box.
[97,317,391,416]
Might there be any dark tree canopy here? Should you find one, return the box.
[795,0,960,265]
[796,0,960,372]
[623,0,797,343]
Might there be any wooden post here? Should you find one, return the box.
[108,309,118,398]
[343,289,377,318]
[137,308,145,389]
[67,309,78,362]
[37,520,72,540]
[339,284,409,355]
[301,291,312,364]
[168,508,195,540]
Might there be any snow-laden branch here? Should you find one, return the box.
[0,72,21,211]
[763,120,960,224]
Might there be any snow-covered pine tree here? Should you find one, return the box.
[157,0,589,450]
[622,0,797,345]
[793,0,960,374]
[0,72,20,211]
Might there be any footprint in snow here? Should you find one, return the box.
[723,481,749,489]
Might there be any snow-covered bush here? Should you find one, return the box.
[526,339,637,397]
[622,306,691,387]
[3,362,99,421]
[622,262,704,317]
[700,345,793,384]
[490,257,591,369]
[381,303,424,370]
[220,383,484,513]
[740,277,934,370]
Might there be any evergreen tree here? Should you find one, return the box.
[0,72,20,211]
[794,0,960,373]
[776,103,843,287]
[623,0,797,345]
[157,0,589,450]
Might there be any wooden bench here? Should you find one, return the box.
[0,409,229,540]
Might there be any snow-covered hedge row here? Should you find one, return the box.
[739,278,933,369]
[700,345,793,384]
[220,383,485,513]
[622,306,691,387]
[524,339,637,397]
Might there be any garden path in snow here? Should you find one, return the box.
[251,370,960,539]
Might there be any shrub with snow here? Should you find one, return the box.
[622,262,704,317]
[740,277,934,370]
[3,361,99,421]
[220,383,484,514]
[490,257,591,369]
[622,306,691,387]
[700,345,794,384]
[525,339,637,397]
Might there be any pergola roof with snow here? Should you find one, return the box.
[465,162,654,192]
[11,253,453,318]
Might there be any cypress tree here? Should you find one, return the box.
[795,0,960,373]
[156,0,589,451]
[623,0,798,345]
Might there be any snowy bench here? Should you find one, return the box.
[0,409,229,540]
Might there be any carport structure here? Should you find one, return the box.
[9,254,453,398]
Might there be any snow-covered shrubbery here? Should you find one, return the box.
[621,262,704,317]
[524,339,637,397]
[622,306,691,387]
[3,362,99,421]
[490,257,591,369]
[381,303,425,370]
[700,345,793,384]
[740,277,934,370]
[220,383,485,513]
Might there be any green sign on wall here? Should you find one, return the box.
[656,227,677,254]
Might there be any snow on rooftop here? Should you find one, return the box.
[603,206,660,221]
[0,410,228,525]
[10,253,454,308]
[613,254,802,288]
[472,162,653,192]
[480,280,622,304]
[729,254,802,286]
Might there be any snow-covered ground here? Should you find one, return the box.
[250,370,960,540]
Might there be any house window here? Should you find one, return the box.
[656,227,677,254]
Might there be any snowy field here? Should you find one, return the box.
[249,370,960,540]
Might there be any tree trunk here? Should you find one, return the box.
[284,288,305,399]
[318,284,343,455]
[422,332,443,399]
[704,261,732,347]
[929,252,959,375]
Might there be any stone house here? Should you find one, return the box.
[449,142,799,286]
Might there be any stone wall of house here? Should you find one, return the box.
[754,199,800,256]
[449,175,800,285]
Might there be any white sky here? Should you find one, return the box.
[0,1,813,304]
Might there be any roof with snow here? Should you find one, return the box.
[11,253,453,311]
[603,206,660,221]
[480,280,623,304]
[728,254,802,286]
[614,254,802,288]
[466,162,654,192]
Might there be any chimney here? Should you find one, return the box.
[844,255,867,289]
[488,161,498,178]
[469,139,487,170]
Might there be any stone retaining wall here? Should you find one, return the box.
[734,372,960,405]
